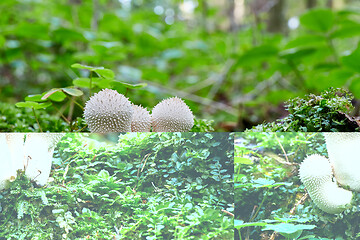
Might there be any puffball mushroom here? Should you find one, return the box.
[23,133,65,186]
[131,104,151,132]
[151,97,194,132]
[6,133,25,174]
[84,88,133,133]
[0,133,65,189]
[299,154,353,214]
[0,133,25,189]
[324,133,360,192]
[0,134,13,189]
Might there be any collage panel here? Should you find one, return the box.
[234,133,360,240]
[0,132,234,239]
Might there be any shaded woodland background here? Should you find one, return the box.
[1,0,360,131]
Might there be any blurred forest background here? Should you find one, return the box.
[1,0,360,131]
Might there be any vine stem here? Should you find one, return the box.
[89,71,93,97]
[287,59,305,89]
[327,36,339,64]
[274,133,289,162]
[66,95,84,110]
[32,108,43,132]
[51,104,71,125]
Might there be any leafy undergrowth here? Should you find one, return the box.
[0,101,73,132]
[251,88,359,132]
[0,133,234,239]
[234,133,360,240]
[0,101,213,132]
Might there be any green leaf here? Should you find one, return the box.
[71,63,100,70]
[234,220,267,229]
[238,45,278,66]
[25,94,45,102]
[0,35,5,48]
[279,47,317,60]
[72,63,114,79]
[252,178,292,189]
[94,68,115,79]
[15,101,52,109]
[285,35,326,49]
[73,78,92,88]
[262,223,316,239]
[300,8,334,32]
[48,91,67,102]
[93,78,114,89]
[330,22,360,39]
[27,92,67,102]
[113,81,147,89]
[42,88,81,101]
[41,88,62,100]
[341,44,360,72]
[62,88,83,97]
[234,157,253,164]
[350,77,360,98]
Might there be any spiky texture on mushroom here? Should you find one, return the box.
[131,104,151,132]
[299,154,353,214]
[151,97,194,132]
[84,89,133,133]
[324,133,360,192]
[23,133,65,186]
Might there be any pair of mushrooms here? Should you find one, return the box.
[299,133,360,214]
[0,133,65,189]
[84,89,194,133]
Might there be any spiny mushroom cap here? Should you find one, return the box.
[84,89,133,133]
[324,133,360,192]
[151,97,194,132]
[299,154,352,214]
[131,104,151,132]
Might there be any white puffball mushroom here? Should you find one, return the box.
[324,132,360,192]
[6,133,25,174]
[151,97,194,132]
[23,133,65,186]
[0,134,13,189]
[131,104,151,132]
[299,154,353,214]
[84,89,133,133]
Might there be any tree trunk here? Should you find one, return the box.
[227,0,236,31]
[267,0,286,33]
[306,0,317,9]
[327,0,333,8]
[199,0,208,33]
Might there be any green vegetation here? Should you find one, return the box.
[251,88,359,132]
[234,133,360,240]
[1,1,360,131]
[0,133,234,239]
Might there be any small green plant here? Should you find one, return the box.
[14,63,213,132]
[1,133,233,239]
[251,88,359,132]
[235,133,360,240]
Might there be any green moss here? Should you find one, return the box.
[250,88,358,132]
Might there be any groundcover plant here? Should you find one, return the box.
[2,1,360,132]
[0,132,234,239]
[234,133,360,240]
